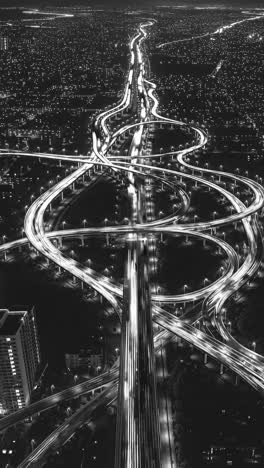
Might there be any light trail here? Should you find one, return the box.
[157,12,264,49]
[1,16,264,468]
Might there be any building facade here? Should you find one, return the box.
[65,348,103,372]
[0,307,40,414]
[0,37,9,52]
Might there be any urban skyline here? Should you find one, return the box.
[2,1,264,7]
[0,3,264,467]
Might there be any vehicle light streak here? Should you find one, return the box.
[1,17,264,468]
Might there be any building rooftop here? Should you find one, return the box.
[0,311,26,336]
[0,310,7,321]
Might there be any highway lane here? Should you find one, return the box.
[17,383,118,468]
[115,27,161,466]
[157,12,264,49]
[0,226,238,306]
[145,69,264,375]
[0,368,119,433]
[175,132,264,364]
[1,17,264,468]
[18,20,163,468]
[156,338,177,468]
[0,105,262,358]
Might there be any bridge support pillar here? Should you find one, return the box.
[106,234,110,246]
[175,336,181,345]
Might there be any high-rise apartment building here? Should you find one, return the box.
[0,307,40,414]
[0,37,9,51]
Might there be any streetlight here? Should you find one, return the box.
[82,219,87,228]
[62,221,66,230]
[183,284,188,294]
[252,341,256,352]
[203,277,209,287]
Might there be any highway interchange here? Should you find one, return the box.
[1,16,264,468]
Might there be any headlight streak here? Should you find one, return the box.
[0,17,264,468]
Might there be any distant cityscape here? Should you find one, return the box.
[0,3,264,468]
